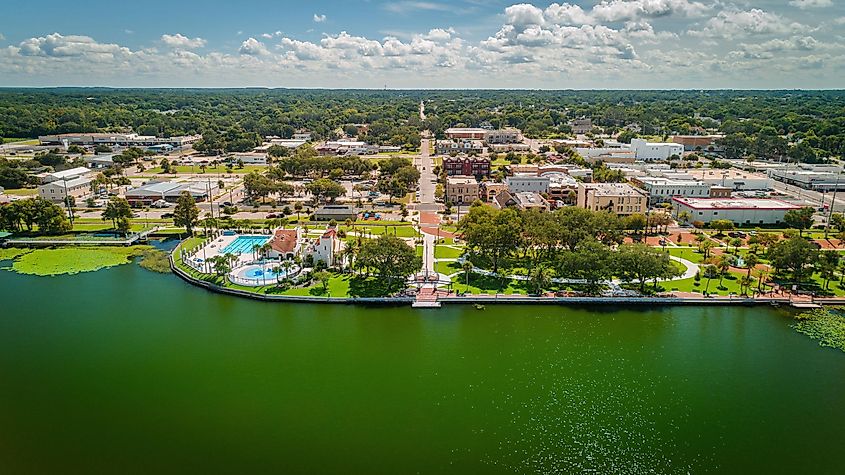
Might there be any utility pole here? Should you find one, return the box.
[62,178,74,226]
[824,169,841,239]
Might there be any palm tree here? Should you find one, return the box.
[716,255,731,289]
[739,275,754,296]
[744,253,759,278]
[251,243,262,262]
[462,260,473,288]
[702,265,719,294]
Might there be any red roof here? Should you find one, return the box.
[271,229,298,254]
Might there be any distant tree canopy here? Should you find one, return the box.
[0,89,843,161]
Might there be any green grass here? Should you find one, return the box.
[2,138,39,144]
[434,245,463,259]
[667,247,710,264]
[1,246,150,276]
[342,224,418,238]
[435,260,462,275]
[2,188,37,196]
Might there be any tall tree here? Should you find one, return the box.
[174,191,200,236]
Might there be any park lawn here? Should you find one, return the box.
[2,138,39,144]
[434,245,464,259]
[277,274,351,297]
[2,188,37,196]
[656,270,747,296]
[449,270,564,296]
[668,247,709,264]
[435,260,462,275]
[416,245,424,257]
[343,224,418,238]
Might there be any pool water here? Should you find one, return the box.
[233,263,301,285]
[221,235,270,255]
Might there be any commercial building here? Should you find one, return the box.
[505,174,550,194]
[445,128,488,140]
[577,183,647,216]
[571,119,593,135]
[146,144,174,154]
[544,172,579,204]
[38,167,92,184]
[769,169,845,191]
[481,182,509,202]
[683,169,771,191]
[484,128,522,144]
[632,177,711,205]
[445,176,480,205]
[228,153,268,165]
[84,154,116,169]
[671,135,724,152]
[125,181,215,207]
[313,205,357,221]
[493,191,549,212]
[255,138,308,152]
[489,143,531,153]
[38,176,92,202]
[317,141,378,156]
[671,197,800,225]
[435,140,484,156]
[38,133,200,147]
[630,139,684,161]
[442,157,490,177]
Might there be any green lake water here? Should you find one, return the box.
[1,261,844,474]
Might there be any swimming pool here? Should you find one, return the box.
[231,263,301,286]
[221,235,270,255]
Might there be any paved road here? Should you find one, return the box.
[770,179,845,213]
[414,136,441,212]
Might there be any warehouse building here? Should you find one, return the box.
[671,197,800,225]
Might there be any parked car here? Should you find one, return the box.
[265,213,278,219]
[223,201,233,207]
[161,212,174,219]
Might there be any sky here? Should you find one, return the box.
[1,0,844,89]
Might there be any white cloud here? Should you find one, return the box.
[688,9,805,38]
[239,38,270,56]
[160,33,206,49]
[2,2,844,89]
[383,1,451,14]
[313,14,327,23]
[17,33,130,59]
[789,0,833,9]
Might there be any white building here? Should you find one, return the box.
[634,177,711,205]
[630,139,684,161]
[38,133,201,147]
[308,228,342,267]
[435,140,484,155]
[228,153,268,165]
[671,197,800,225]
[39,167,92,184]
[683,169,771,191]
[505,174,550,194]
[769,169,845,191]
[38,176,92,202]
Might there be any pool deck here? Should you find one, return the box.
[189,234,271,269]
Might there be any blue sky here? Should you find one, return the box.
[1,1,844,88]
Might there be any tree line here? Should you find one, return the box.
[458,205,681,294]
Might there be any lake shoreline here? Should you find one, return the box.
[170,254,832,309]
